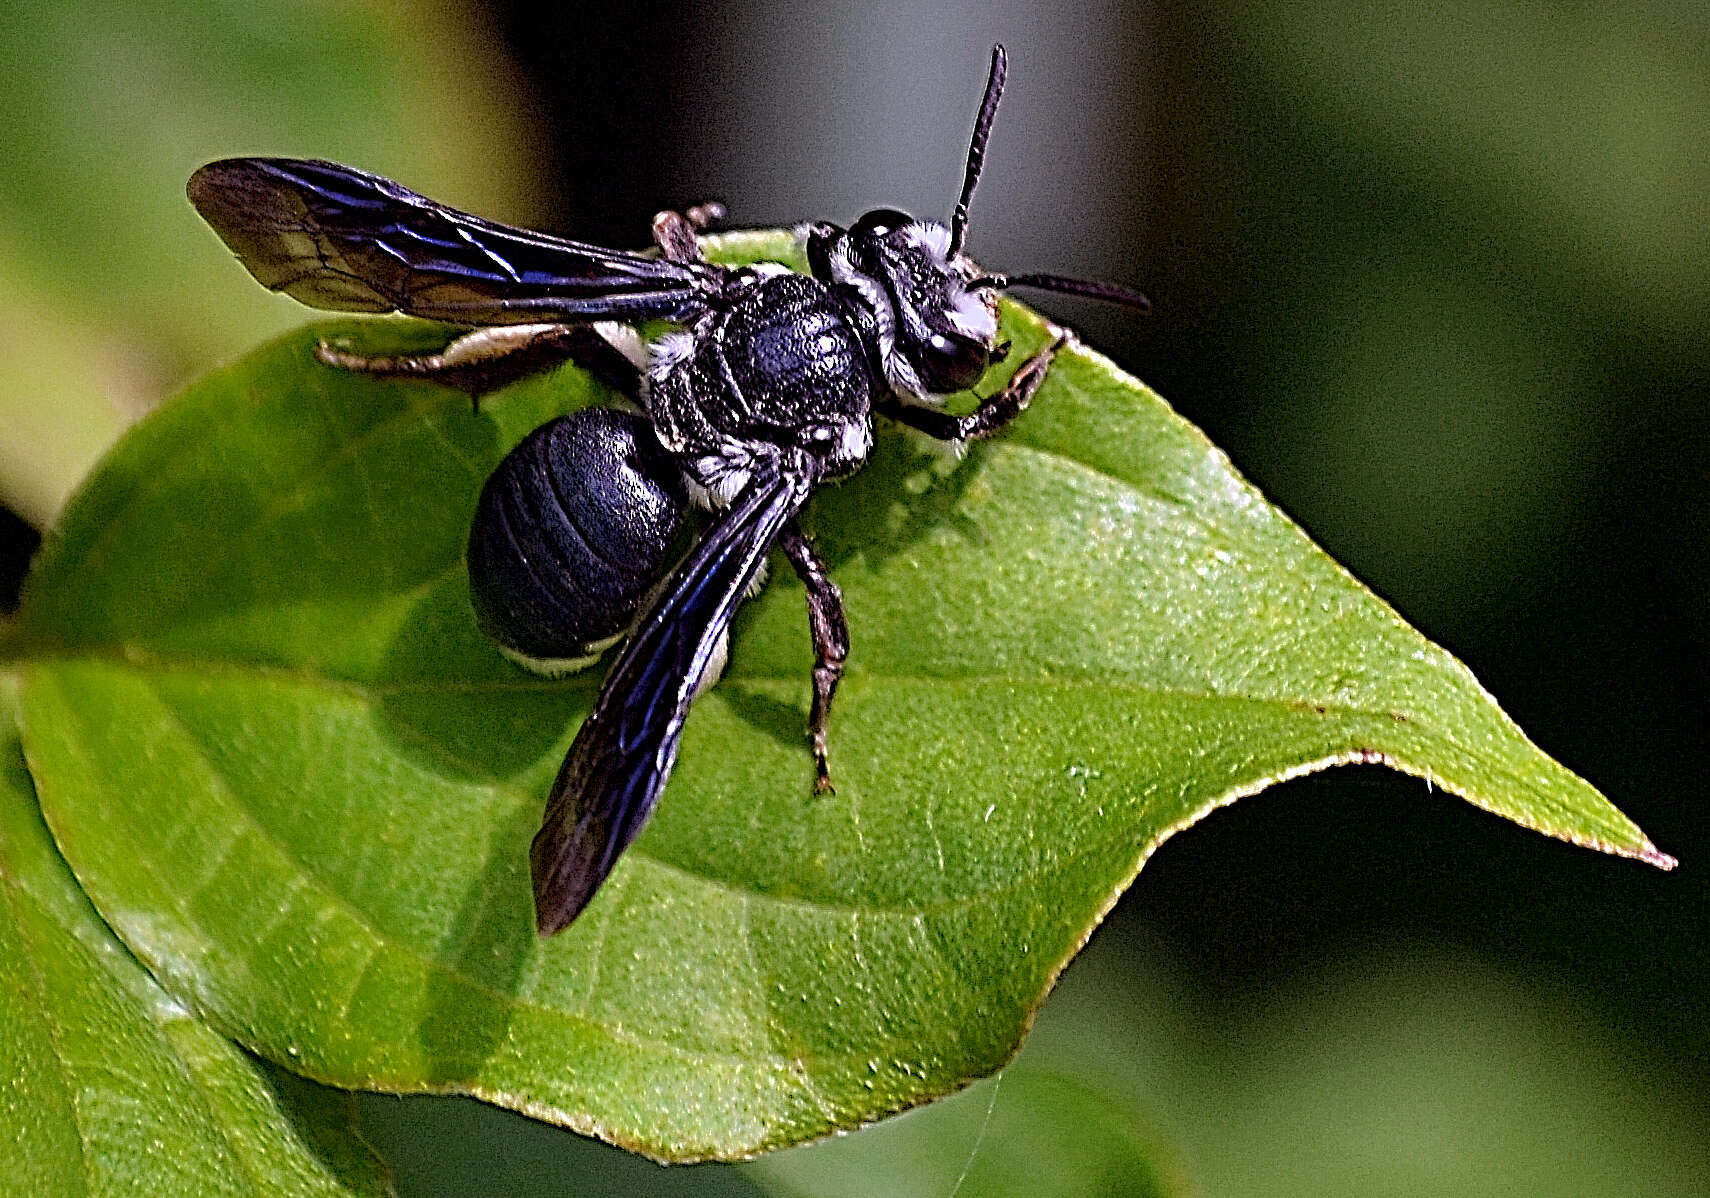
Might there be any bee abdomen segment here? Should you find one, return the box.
[468,408,688,663]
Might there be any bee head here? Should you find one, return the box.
[805,45,1148,404]
[807,207,997,399]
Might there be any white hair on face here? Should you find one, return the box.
[825,238,891,342]
[882,344,929,401]
[902,221,953,262]
[900,222,999,391]
[944,282,999,341]
[826,237,928,400]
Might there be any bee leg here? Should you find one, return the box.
[879,329,1073,442]
[317,323,643,408]
[651,201,727,264]
[651,211,703,264]
[780,521,849,796]
[682,201,727,230]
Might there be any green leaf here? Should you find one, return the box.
[8,231,1669,1160]
[1013,925,1710,1198]
[0,687,394,1196]
[749,1066,1188,1198]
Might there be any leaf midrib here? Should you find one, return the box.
[15,639,1441,722]
[23,646,1524,923]
[27,663,1443,1088]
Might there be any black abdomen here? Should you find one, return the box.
[467,407,688,666]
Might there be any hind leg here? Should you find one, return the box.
[779,522,849,795]
[318,322,644,405]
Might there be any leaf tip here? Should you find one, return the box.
[1637,842,1678,871]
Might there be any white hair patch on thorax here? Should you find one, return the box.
[593,321,649,372]
[685,440,756,510]
[839,418,874,463]
[647,330,698,382]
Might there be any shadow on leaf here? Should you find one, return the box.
[375,570,593,786]
[415,797,540,1084]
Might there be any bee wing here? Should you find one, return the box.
[531,467,813,935]
[188,157,728,325]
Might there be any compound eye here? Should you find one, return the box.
[853,207,914,239]
[918,329,989,393]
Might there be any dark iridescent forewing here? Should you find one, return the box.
[531,467,813,934]
[188,157,726,325]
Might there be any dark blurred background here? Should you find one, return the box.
[2,0,1705,1193]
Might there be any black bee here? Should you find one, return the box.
[188,45,1150,934]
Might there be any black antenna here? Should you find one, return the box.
[975,271,1153,313]
[949,44,1008,257]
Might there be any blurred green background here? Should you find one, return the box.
[1,0,1704,1194]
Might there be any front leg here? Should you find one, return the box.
[779,521,849,795]
[877,329,1072,443]
[651,200,728,264]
